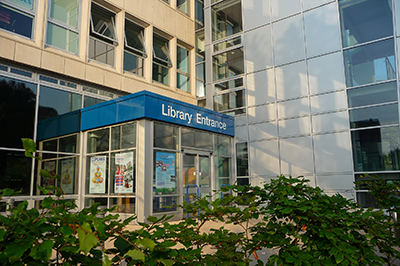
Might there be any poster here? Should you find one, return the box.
[155,152,176,194]
[89,156,107,193]
[61,159,74,194]
[114,152,134,193]
[42,161,56,187]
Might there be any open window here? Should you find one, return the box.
[124,19,146,76]
[153,34,172,85]
[89,3,117,66]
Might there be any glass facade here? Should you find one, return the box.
[177,46,190,92]
[0,1,34,39]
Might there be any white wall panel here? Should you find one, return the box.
[242,0,271,31]
[235,114,247,126]
[245,25,273,73]
[304,3,341,58]
[271,0,301,21]
[316,175,354,191]
[308,52,346,95]
[249,139,280,177]
[310,91,347,114]
[280,136,314,175]
[303,0,334,11]
[235,126,248,142]
[276,61,308,100]
[277,98,310,119]
[248,104,276,123]
[312,111,349,134]
[278,117,311,137]
[272,15,305,66]
[247,69,275,106]
[249,121,278,141]
[313,132,353,174]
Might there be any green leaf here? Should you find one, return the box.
[335,252,344,264]
[0,228,5,241]
[136,238,156,251]
[282,207,292,214]
[125,249,145,262]
[4,242,32,261]
[103,255,112,266]
[159,259,174,266]
[61,225,74,237]
[40,169,54,179]
[77,223,98,254]
[22,138,36,157]
[30,240,54,261]
[146,215,158,223]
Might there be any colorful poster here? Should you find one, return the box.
[61,159,74,194]
[42,161,56,187]
[114,152,134,193]
[155,152,176,194]
[90,156,107,194]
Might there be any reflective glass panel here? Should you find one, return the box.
[339,0,393,48]
[196,80,205,97]
[213,48,244,81]
[125,20,145,54]
[59,134,78,153]
[46,23,79,54]
[121,123,136,149]
[84,96,105,108]
[177,0,189,15]
[177,46,189,74]
[214,90,245,112]
[153,196,178,213]
[215,135,231,156]
[111,126,120,150]
[195,0,204,25]
[199,156,211,188]
[49,0,79,28]
[349,104,398,129]
[236,142,248,176]
[87,129,109,153]
[124,50,144,76]
[214,36,241,52]
[181,128,213,150]
[0,3,33,38]
[0,77,36,149]
[111,198,135,213]
[211,0,242,41]
[89,37,115,66]
[153,123,178,150]
[352,126,400,172]
[196,31,205,56]
[215,157,230,177]
[343,39,396,87]
[57,157,77,194]
[0,150,32,195]
[183,154,196,186]
[214,77,243,92]
[197,98,206,108]
[152,63,169,85]
[38,85,82,121]
[177,73,190,92]
[347,81,397,108]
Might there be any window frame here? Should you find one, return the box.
[45,0,80,54]
[123,18,147,76]
[177,45,190,92]
[89,2,118,44]
[0,0,36,39]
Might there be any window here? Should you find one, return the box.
[195,30,205,97]
[153,34,171,85]
[339,0,393,48]
[177,46,190,92]
[89,3,117,66]
[124,19,146,76]
[236,142,248,177]
[46,0,79,54]
[0,0,35,38]
[211,0,242,41]
[214,89,245,114]
[343,39,396,88]
[213,47,244,81]
[177,0,189,15]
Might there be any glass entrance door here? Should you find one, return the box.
[182,153,212,203]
